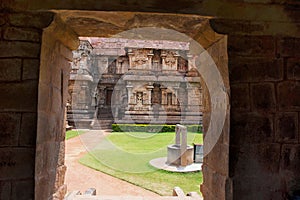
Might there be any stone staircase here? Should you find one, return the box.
[91,107,114,130]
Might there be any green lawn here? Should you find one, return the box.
[79,132,203,196]
[65,130,85,140]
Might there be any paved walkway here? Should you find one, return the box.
[65,130,160,197]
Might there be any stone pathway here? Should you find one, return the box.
[65,129,160,197]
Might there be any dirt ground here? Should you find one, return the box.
[64,130,159,197]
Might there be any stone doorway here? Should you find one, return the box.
[36,11,229,200]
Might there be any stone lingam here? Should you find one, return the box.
[167,124,194,166]
[149,124,202,172]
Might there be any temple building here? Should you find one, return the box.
[67,38,204,129]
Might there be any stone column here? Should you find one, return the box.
[126,84,133,111]
[36,14,79,200]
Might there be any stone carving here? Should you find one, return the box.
[136,92,143,106]
[161,50,178,70]
[151,83,161,104]
[129,49,151,68]
[178,57,187,72]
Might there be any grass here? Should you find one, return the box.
[65,130,85,140]
[79,132,203,196]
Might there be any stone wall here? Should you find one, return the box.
[228,35,300,200]
[0,11,53,200]
[0,11,78,199]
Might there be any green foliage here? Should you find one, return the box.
[112,124,202,133]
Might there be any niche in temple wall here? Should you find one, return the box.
[127,84,151,111]
[178,57,188,72]
[128,49,152,70]
[151,83,161,105]
[161,50,179,71]
[108,58,117,74]
[152,49,161,71]
[136,92,143,106]
[94,57,108,74]
[161,87,177,106]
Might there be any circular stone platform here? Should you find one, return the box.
[149,157,202,172]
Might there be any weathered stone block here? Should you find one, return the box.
[0,181,11,200]
[51,88,63,116]
[230,84,250,111]
[205,142,229,176]
[0,14,6,26]
[231,143,281,179]
[228,36,276,57]
[0,59,21,81]
[251,83,276,111]
[202,164,227,200]
[0,148,34,180]
[275,112,298,143]
[60,44,73,61]
[54,165,66,191]
[278,81,300,110]
[20,113,37,146]
[0,81,38,112]
[280,145,300,196]
[232,175,282,200]
[37,113,58,143]
[229,57,283,82]
[0,113,21,146]
[231,112,274,145]
[38,83,51,112]
[281,144,300,172]
[22,59,39,80]
[9,12,54,29]
[53,184,67,200]
[51,63,62,91]
[3,27,41,42]
[287,58,300,80]
[57,141,65,166]
[11,180,34,200]
[35,175,53,200]
[0,41,40,58]
[210,19,265,35]
[277,37,300,57]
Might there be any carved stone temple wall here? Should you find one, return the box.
[67,38,204,128]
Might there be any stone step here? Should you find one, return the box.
[66,188,203,200]
[91,119,114,130]
[69,196,202,200]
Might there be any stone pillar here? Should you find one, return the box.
[180,127,188,166]
[126,84,133,110]
[175,125,181,146]
[36,15,79,200]
[145,84,153,114]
